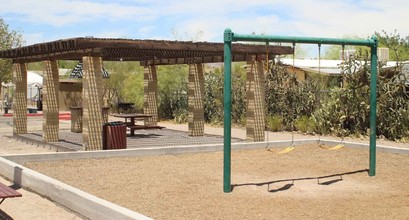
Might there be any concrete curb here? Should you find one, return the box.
[13,134,75,152]
[4,138,408,165]
[4,139,318,164]
[5,138,409,164]
[319,139,409,154]
[0,157,152,220]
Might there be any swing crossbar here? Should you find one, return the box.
[227,31,377,47]
[223,28,378,193]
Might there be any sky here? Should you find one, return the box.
[0,0,408,56]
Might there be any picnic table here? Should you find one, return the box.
[0,182,22,204]
[110,113,165,136]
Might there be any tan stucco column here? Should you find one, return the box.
[12,63,27,134]
[42,60,60,142]
[143,65,158,125]
[188,62,205,136]
[246,57,265,142]
[82,56,104,150]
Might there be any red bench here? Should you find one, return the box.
[0,182,22,204]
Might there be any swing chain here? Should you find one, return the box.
[318,44,321,75]
[292,42,296,70]
[341,44,345,88]
[265,42,270,72]
[316,44,322,146]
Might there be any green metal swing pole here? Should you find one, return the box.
[369,36,378,176]
[223,29,233,193]
[223,28,378,192]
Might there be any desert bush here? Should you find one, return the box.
[265,64,319,131]
[266,115,284,132]
[173,109,189,124]
[157,65,188,119]
[204,72,224,123]
[203,63,247,125]
[295,115,316,134]
[313,56,371,137]
[377,64,409,140]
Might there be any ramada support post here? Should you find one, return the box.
[42,60,60,142]
[82,56,104,151]
[188,62,205,136]
[12,63,28,135]
[143,65,158,125]
[246,56,265,142]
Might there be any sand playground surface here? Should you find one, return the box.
[25,144,409,219]
[1,117,408,219]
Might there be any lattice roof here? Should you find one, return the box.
[0,37,293,65]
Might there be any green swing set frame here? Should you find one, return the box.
[223,28,378,193]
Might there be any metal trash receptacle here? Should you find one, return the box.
[103,121,127,150]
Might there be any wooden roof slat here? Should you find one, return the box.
[0,37,293,64]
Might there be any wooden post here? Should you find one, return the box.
[246,57,265,142]
[82,56,104,151]
[188,62,205,136]
[12,63,27,135]
[42,60,60,142]
[143,65,158,125]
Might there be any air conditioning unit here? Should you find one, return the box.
[377,48,389,62]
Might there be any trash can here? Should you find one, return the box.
[103,121,127,150]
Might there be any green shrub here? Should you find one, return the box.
[294,115,316,134]
[173,109,188,124]
[266,115,284,132]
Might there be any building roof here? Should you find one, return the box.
[0,37,293,65]
[281,59,409,76]
[280,58,343,75]
[280,58,342,68]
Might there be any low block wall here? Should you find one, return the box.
[0,157,151,220]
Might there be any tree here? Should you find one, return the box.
[375,30,409,61]
[323,31,409,61]
[323,45,342,60]
[323,44,360,60]
[0,17,24,98]
[27,60,77,71]
[103,61,144,109]
[157,65,188,120]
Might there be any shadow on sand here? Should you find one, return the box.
[231,169,368,193]
[0,209,14,220]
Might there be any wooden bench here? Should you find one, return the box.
[127,125,165,136]
[0,182,22,204]
[27,107,38,113]
[117,102,135,113]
